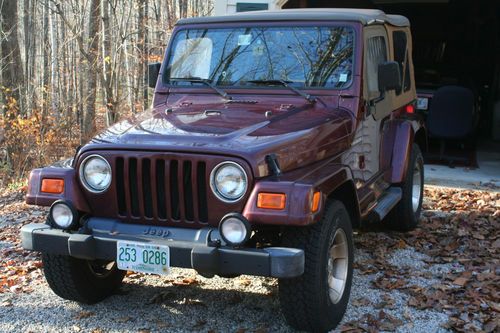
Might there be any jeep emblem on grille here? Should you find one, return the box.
[143,227,169,238]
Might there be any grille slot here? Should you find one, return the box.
[116,156,208,224]
[170,160,180,220]
[116,158,126,215]
[129,158,139,216]
[197,162,208,222]
[183,161,194,221]
[142,159,153,218]
[155,159,167,219]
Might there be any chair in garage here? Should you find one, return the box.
[425,85,477,166]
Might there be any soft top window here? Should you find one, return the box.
[393,31,411,94]
[366,36,387,95]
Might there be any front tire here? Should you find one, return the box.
[278,200,354,332]
[42,253,125,304]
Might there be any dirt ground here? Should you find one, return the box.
[0,186,498,333]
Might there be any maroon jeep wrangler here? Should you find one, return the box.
[21,9,425,332]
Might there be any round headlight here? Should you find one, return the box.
[50,201,77,230]
[80,155,112,192]
[210,162,248,202]
[219,214,251,246]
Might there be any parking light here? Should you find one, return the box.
[257,193,286,210]
[41,179,64,194]
[311,191,321,212]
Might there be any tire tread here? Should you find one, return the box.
[43,253,125,304]
[279,200,353,332]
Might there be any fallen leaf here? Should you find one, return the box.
[238,278,252,286]
[116,316,132,323]
[452,277,468,287]
[154,320,169,328]
[492,238,500,248]
[351,297,371,307]
[1,300,12,307]
[148,291,174,304]
[192,319,206,328]
[172,277,198,286]
[74,311,95,320]
[483,320,498,333]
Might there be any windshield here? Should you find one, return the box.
[165,25,355,88]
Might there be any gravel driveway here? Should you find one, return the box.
[1,186,498,333]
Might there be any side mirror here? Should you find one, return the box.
[378,61,401,93]
[148,62,161,88]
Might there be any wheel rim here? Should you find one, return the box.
[412,162,422,213]
[87,260,116,278]
[327,228,349,304]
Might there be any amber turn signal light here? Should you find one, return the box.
[311,191,321,212]
[257,193,286,210]
[41,179,64,194]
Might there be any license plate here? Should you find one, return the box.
[117,241,170,275]
[416,97,429,110]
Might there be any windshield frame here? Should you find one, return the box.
[161,21,359,91]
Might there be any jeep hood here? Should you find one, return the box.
[85,96,355,177]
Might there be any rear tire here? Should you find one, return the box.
[387,143,424,231]
[278,200,354,332]
[42,253,125,304]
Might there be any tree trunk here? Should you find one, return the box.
[23,0,30,114]
[165,0,173,29]
[1,0,25,115]
[29,0,36,114]
[50,11,59,118]
[136,0,147,111]
[82,0,101,141]
[42,1,50,124]
[180,0,187,18]
[143,0,149,110]
[123,38,135,114]
[101,0,117,125]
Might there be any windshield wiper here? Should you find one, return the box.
[169,77,232,100]
[245,79,316,104]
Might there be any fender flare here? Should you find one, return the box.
[381,119,415,184]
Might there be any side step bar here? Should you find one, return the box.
[373,187,402,221]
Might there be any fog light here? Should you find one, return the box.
[49,200,77,230]
[219,213,251,246]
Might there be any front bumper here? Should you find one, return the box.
[21,218,304,278]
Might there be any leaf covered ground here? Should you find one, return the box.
[0,186,498,332]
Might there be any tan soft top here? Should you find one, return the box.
[177,8,410,27]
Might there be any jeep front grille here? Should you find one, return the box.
[115,157,209,224]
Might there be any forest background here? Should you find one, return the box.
[0,0,212,188]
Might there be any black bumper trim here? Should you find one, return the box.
[21,222,304,278]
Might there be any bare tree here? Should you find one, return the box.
[1,0,25,113]
[83,0,101,139]
[101,0,117,125]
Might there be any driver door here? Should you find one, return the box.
[358,26,394,181]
